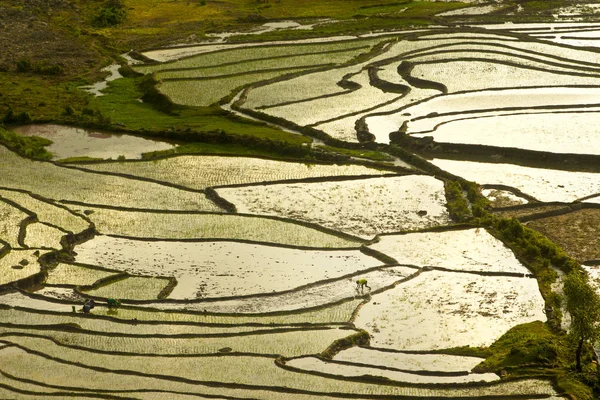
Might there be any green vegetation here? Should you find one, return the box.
[474,322,567,373]
[444,179,489,222]
[320,329,370,359]
[564,270,600,372]
[92,0,128,27]
[0,126,52,160]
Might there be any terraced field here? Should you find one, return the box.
[6,12,600,400]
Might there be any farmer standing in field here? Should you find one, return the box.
[356,278,371,293]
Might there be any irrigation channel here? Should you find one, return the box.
[2,22,600,399]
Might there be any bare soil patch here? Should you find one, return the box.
[525,208,600,263]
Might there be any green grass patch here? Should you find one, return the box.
[0,126,53,160]
[88,76,310,145]
[473,322,569,373]
[0,72,92,123]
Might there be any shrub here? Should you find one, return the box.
[92,0,127,27]
[16,60,33,72]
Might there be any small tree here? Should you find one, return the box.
[564,270,600,372]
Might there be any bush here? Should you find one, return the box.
[2,108,31,124]
[445,180,471,222]
[16,60,33,72]
[92,0,127,27]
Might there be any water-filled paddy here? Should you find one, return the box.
[4,19,600,399]
[217,175,451,239]
[78,155,390,190]
[354,270,546,350]
[13,124,176,160]
[0,189,90,233]
[430,158,600,202]
[0,146,220,211]
[85,208,362,247]
[482,188,529,207]
[1,336,560,397]
[367,87,600,143]
[74,236,382,299]
[0,200,29,248]
[370,227,530,273]
[335,346,486,372]
[45,263,117,286]
[285,356,499,384]
[411,111,600,155]
[132,266,416,314]
[0,250,45,286]
[23,223,65,249]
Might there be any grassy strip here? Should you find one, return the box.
[320,329,370,359]
[0,127,52,160]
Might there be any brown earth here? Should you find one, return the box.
[492,205,569,221]
[0,1,102,76]
[525,208,600,263]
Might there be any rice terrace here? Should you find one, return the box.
[3,0,600,398]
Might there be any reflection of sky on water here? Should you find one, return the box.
[13,124,176,160]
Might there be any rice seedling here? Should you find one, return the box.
[84,208,361,248]
[0,250,45,286]
[0,367,101,400]
[0,189,90,234]
[1,336,560,397]
[241,40,412,110]
[370,228,530,274]
[430,158,600,203]
[81,276,171,301]
[0,307,293,335]
[217,176,451,239]
[0,325,353,357]
[285,356,499,384]
[147,266,416,314]
[45,263,117,286]
[242,65,357,110]
[158,67,319,107]
[74,236,382,299]
[0,146,221,211]
[0,291,362,325]
[335,346,486,372]
[137,39,383,74]
[155,48,369,80]
[0,200,28,248]
[77,156,389,191]
[262,69,400,126]
[354,270,546,351]
[23,223,65,250]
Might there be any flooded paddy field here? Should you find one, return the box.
[13,124,176,161]
[5,14,600,399]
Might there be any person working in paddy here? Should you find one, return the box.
[356,278,371,293]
